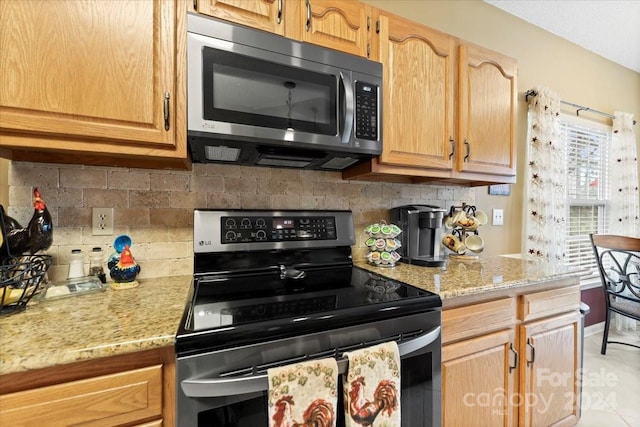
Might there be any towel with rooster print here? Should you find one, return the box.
[343,342,400,427]
[268,358,338,427]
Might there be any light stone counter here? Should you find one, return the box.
[1,257,581,377]
[0,275,192,376]
[354,255,583,302]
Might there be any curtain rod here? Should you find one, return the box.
[524,89,636,125]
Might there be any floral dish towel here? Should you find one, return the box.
[268,357,338,427]
[344,341,401,427]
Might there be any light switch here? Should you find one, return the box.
[492,209,504,226]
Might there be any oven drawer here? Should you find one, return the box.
[0,365,163,426]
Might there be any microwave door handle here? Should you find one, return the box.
[340,71,355,144]
[180,325,440,398]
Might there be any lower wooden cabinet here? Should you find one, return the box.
[442,282,582,427]
[0,347,174,427]
[443,329,517,427]
[519,313,581,427]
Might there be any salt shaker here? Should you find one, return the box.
[68,249,85,279]
[89,247,107,284]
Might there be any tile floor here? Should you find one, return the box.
[577,323,640,426]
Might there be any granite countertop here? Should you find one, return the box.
[0,256,581,378]
[0,275,192,376]
[353,255,583,300]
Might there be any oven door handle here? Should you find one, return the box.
[180,325,441,398]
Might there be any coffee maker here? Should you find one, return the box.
[391,205,447,267]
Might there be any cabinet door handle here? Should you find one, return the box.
[526,338,535,367]
[163,92,170,131]
[305,0,311,31]
[509,342,519,373]
[277,0,283,24]
[464,139,470,161]
[448,137,455,160]
[376,20,380,34]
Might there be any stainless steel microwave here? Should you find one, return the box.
[187,13,382,170]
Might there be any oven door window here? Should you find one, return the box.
[202,47,337,135]
[194,353,435,427]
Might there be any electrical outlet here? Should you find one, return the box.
[492,208,504,226]
[92,208,114,235]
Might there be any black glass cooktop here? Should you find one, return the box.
[176,265,441,356]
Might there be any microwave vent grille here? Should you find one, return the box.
[206,145,241,162]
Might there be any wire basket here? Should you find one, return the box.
[0,255,52,315]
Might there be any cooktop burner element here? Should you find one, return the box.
[176,209,441,357]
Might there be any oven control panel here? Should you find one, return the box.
[221,216,337,243]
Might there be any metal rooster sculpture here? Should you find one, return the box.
[4,188,53,258]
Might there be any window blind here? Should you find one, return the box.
[560,115,611,273]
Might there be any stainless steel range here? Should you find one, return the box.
[176,209,442,426]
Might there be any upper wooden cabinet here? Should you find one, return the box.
[195,0,369,57]
[457,43,517,176]
[377,13,456,171]
[193,0,286,35]
[0,0,188,169]
[343,8,518,186]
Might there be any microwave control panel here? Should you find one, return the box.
[355,81,379,141]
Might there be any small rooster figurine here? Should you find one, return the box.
[348,376,398,426]
[109,244,141,286]
[272,395,335,427]
[5,187,53,258]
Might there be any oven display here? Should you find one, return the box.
[221,216,336,243]
[273,219,294,229]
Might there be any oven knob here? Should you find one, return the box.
[225,218,237,229]
[225,231,236,241]
[256,230,267,240]
[255,218,266,228]
[241,218,251,229]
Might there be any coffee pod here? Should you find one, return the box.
[380,251,393,264]
[367,251,381,264]
[368,224,381,237]
[380,224,393,238]
[385,238,398,251]
[365,237,377,249]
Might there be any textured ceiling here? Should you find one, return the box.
[484,0,640,73]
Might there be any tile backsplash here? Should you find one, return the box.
[6,161,475,281]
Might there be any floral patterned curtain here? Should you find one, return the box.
[523,87,566,263]
[609,112,639,331]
